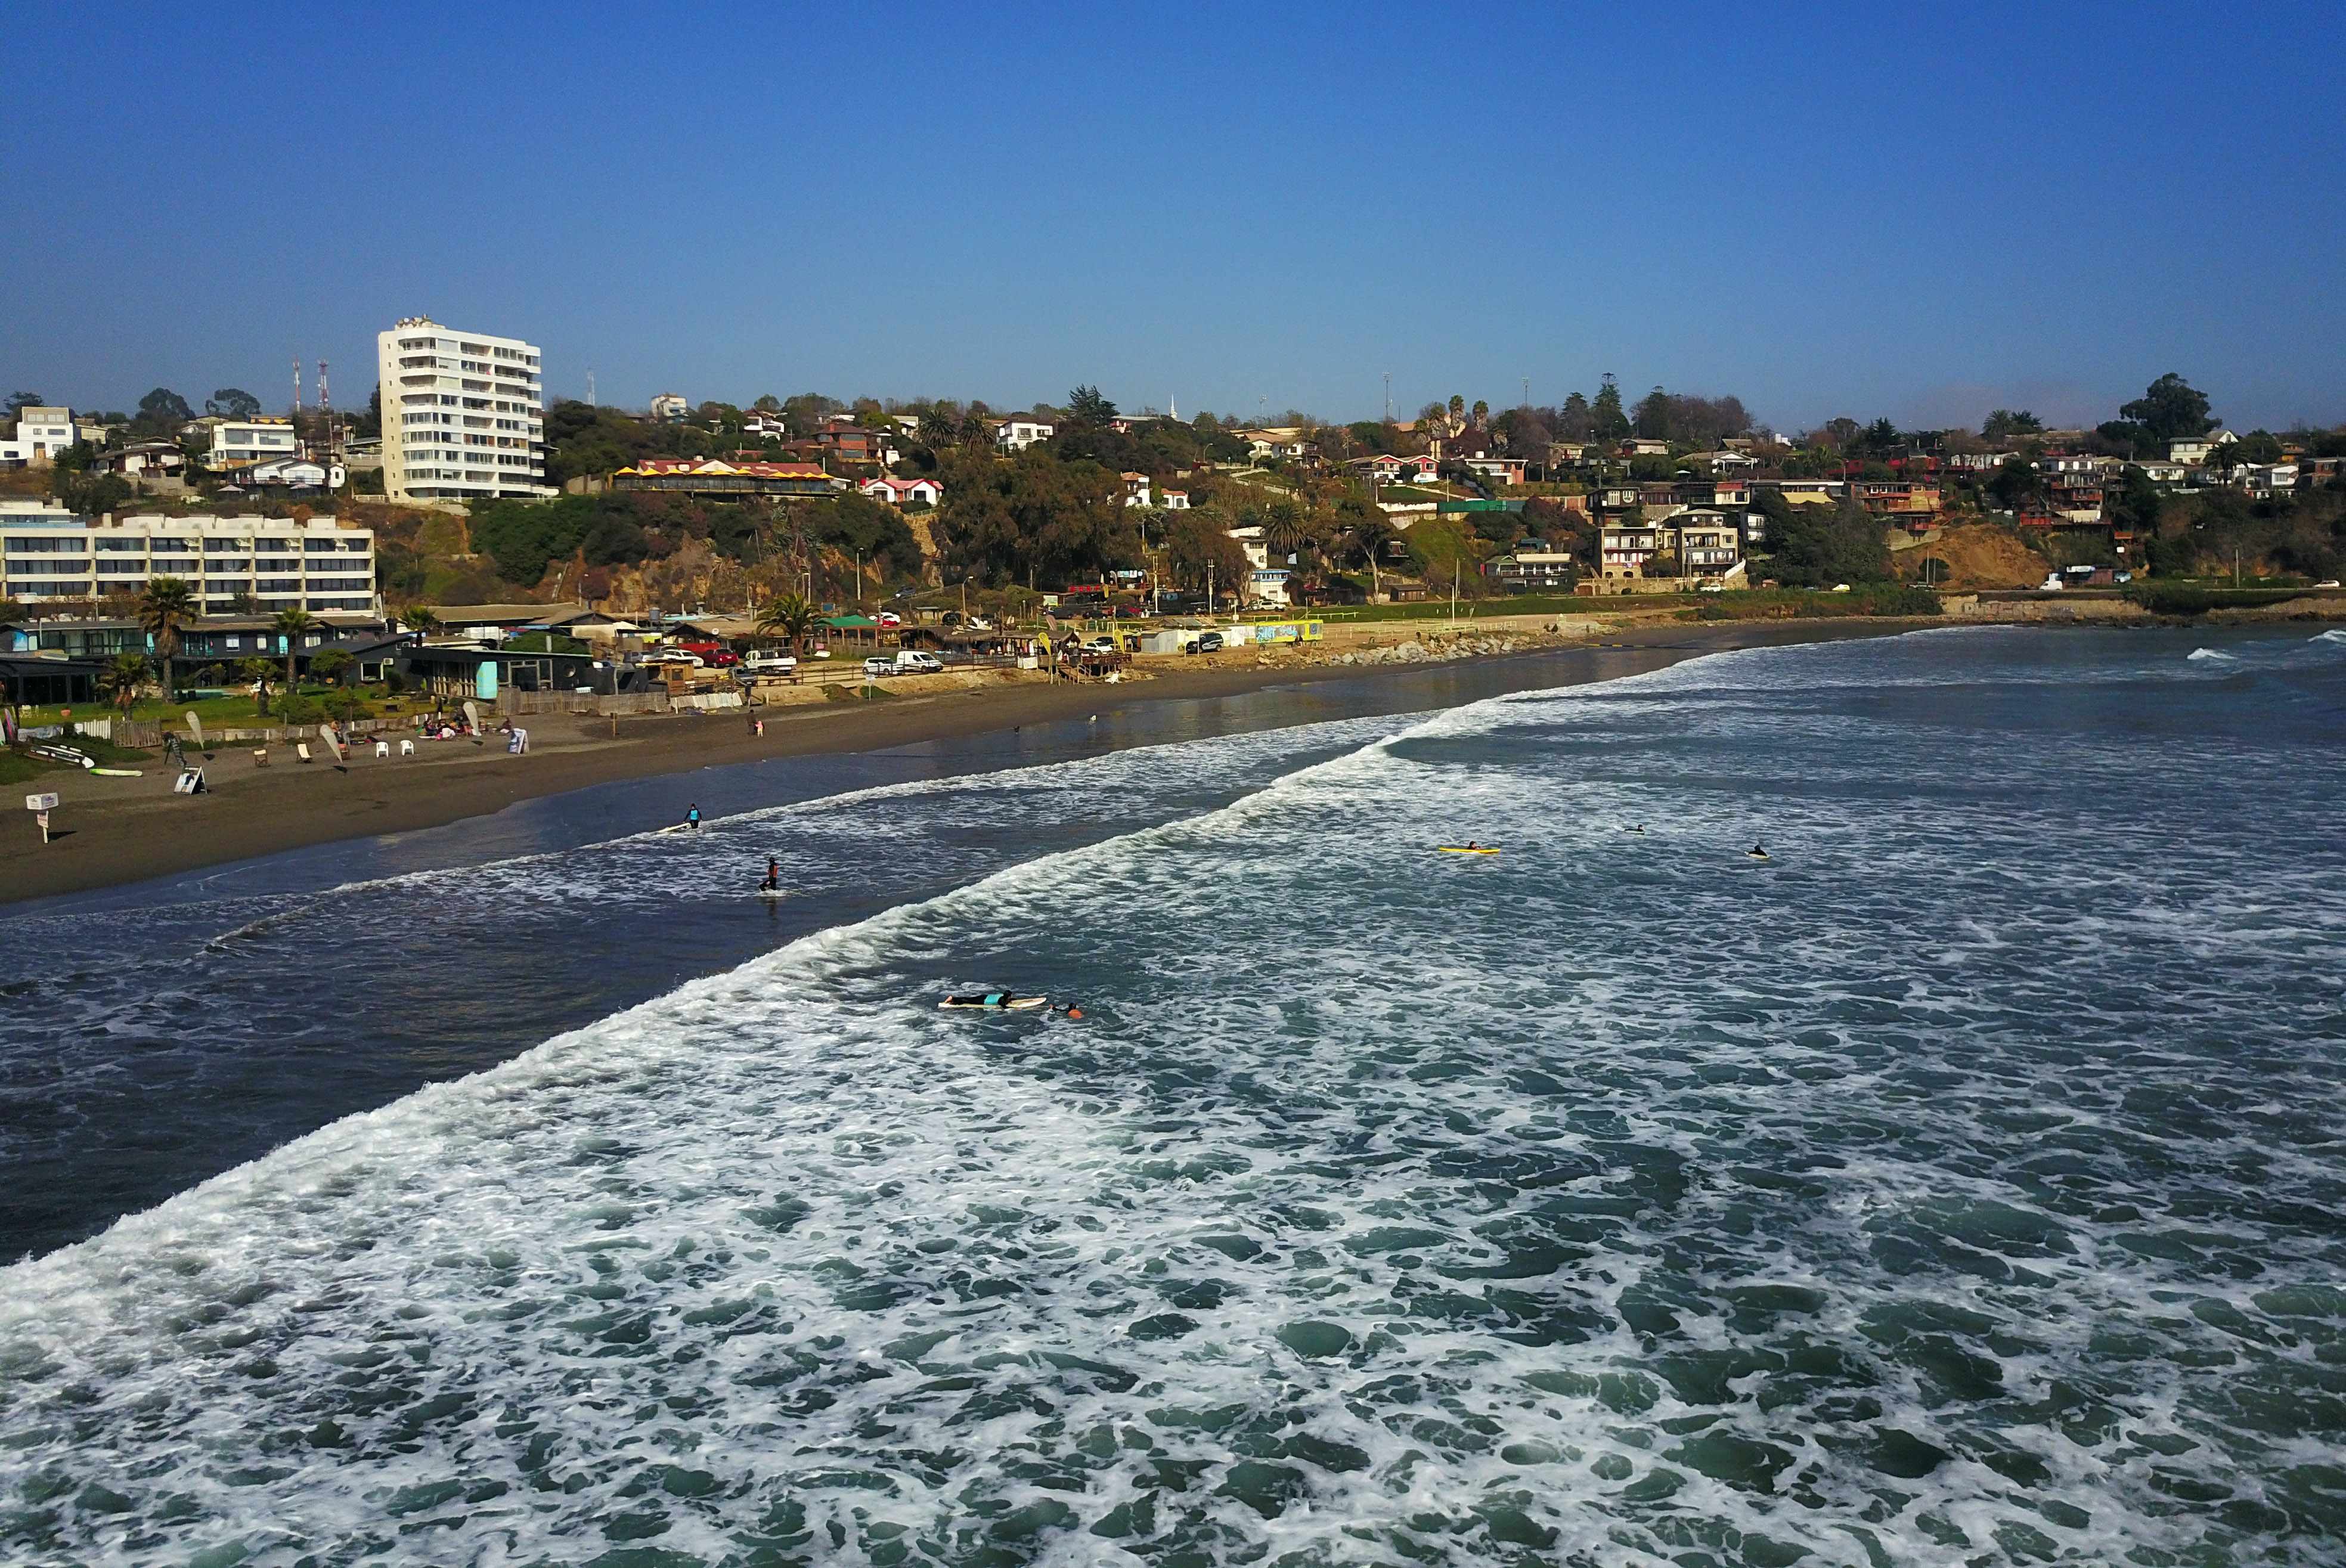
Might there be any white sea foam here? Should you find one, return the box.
[2187,646,2236,661]
[4,627,2342,1565]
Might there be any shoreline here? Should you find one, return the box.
[2,619,1911,908]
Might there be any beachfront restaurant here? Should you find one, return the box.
[1,653,106,707]
[396,643,653,702]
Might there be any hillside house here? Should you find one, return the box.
[996,417,1055,452]
[859,475,943,507]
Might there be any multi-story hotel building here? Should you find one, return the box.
[376,317,549,504]
[0,507,377,613]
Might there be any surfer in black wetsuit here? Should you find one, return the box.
[759,857,780,892]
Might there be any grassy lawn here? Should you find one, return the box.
[11,686,424,730]
[1,732,157,785]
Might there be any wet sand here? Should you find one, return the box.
[0,619,1911,906]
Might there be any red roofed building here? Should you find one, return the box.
[860,475,943,508]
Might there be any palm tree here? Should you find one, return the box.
[100,652,150,714]
[1262,500,1310,565]
[918,409,958,452]
[399,605,443,637]
[236,656,275,715]
[272,606,315,695]
[136,575,197,702]
[755,591,817,656]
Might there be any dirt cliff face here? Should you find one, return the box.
[1897,523,2051,590]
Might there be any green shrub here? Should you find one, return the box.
[2121,584,2302,615]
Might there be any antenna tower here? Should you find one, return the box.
[1383,371,1392,423]
[292,357,302,414]
[317,359,330,413]
[587,369,597,407]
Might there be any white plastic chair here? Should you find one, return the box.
[399,739,416,757]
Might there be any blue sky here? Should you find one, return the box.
[6,2,2341,435]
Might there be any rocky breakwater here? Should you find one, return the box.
[1324,631,1544,667]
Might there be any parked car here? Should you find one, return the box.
[1697,580,1726,594]
[877,612,903,628]
[1186,631,1225,654]
[1114,604,1149,619]
[861,656,894,678]
[1082,636,1118,653]
[741,652,798,675]
[893,650,944,674]
[965,615,995,633]
[642,649,704,668]
[704,649,740,667]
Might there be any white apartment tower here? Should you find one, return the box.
[376,317,550,503]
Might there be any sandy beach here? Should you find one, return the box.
[0,618,1910,906]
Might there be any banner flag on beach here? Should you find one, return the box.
[317,727,346,765]
[463,701,482,739]
[185,711,204,750]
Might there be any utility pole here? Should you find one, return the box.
[587,370,596,408]
[1383,371,1392,424]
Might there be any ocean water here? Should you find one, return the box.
[3,625,2344,1566]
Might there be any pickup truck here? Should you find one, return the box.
[740,652,798,675]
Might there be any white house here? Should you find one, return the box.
[0,405,75,467]
[1462,455,1528,487]
[996,417,1055,452]
[99,441,187,478]
[649,393,688,422]
[206,417,299,470]
[1245,569,1293,606]
[236,457,341,491]
[2168,431,2235,466]
[1120,471,1152,507]
[1160,489,1191,510]
[2240,463,2299,497]
[859,475,943,507]
[743,410,788,439]
[1226,525,1270,571]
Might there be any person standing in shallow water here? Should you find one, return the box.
[759,857,779,892]
[687,804,701,832]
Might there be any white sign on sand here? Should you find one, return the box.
[24,793,59,812]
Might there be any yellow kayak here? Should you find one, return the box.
[1436,845,1499,855]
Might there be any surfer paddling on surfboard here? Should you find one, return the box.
[1747,844,1770,861]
